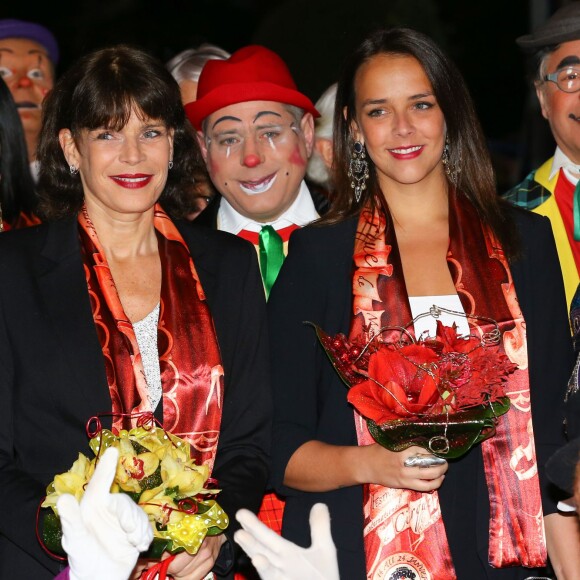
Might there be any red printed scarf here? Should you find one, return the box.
[2,211,41,231]
[350,192,546,579]
[79,204,224,470]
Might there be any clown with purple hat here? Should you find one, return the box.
[0,18,59,179]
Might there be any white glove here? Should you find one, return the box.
[56,447,153,580]
[234,503,339,580]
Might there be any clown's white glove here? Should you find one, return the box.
[56,447,153,580]
[234,503,339,580]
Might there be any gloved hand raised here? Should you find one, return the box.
[234,503,339,580]
[56,446,153,580]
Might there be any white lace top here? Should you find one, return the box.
[133,302,161,410]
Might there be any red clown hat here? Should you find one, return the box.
[185,45,319,130]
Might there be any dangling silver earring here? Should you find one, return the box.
[441,137,450,166]
[168,160,174,170]
[69,165,78,176]
[348,141,369,203]
[442,135,461,187]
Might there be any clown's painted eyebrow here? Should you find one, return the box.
[0,47,48,72]
[253,111,282,123]
[212,110,283,132]
[0,47,48,58]
[212,115,241,130]
[555,55,580,69]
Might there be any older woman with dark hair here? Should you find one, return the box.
[269,27,576,578]
[0,44,270,580]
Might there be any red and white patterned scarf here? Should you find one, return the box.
[350,192,546,579]
[79,204,224,470]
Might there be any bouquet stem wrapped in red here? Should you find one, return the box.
[311,312,515,459]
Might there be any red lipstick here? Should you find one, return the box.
[388,145,424,160]
[110,174,153,189]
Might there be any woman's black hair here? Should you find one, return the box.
[323,27,519,258]
[0,78,38,224]
[37,44,203,221]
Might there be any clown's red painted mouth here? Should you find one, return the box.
[239,172,277,195]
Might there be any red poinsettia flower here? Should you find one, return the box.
[428,321,481,354]
[311,318,515,458]
[347,344,443,424]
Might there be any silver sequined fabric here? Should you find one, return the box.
[133,302,161,410]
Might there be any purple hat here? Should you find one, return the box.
[0,19,59,64]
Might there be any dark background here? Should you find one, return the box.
[3,0,568,192]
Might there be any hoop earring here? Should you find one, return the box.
[442,136,461,186]
[168,160,174,170]
[69,165,79,176]
[348,141,369,203]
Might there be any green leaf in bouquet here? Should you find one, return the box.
[42,511,65,557]
[165,485,179,499]
[131,440,151,455]
[123,489,141,504]
[139,464,162,491]
[367,397,511,459]
[206,525,226,536]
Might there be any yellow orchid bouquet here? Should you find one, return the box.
[40,417,228,559]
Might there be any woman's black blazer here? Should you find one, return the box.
[0,219,271,579]
[268,206,573,579]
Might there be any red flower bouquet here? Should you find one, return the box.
[311,316,516,459]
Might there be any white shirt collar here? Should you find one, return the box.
[218,181,319,235]
[550,147,580,185]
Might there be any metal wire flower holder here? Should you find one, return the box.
[308,306,514,459]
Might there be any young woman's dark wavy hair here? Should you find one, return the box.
[37,44,203,221]
[324,27,520,259]
[0,79,38,224]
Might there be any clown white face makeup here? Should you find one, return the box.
[199,100,314,222]
[0,37,54,160]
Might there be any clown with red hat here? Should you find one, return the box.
[185,44,329,576]
[187,45,328,295]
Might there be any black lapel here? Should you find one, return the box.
[36,220,111,418]
[191,194,220,229]
[175,220,218,308]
